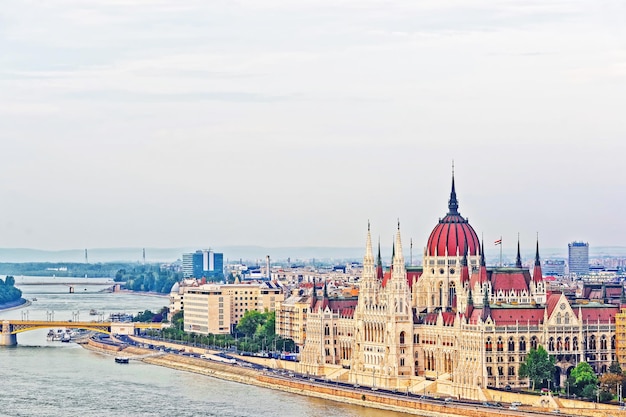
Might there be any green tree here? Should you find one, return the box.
[570,362,598,387]
[581,383,598,401]
[518,345,555,390]
[255,311,276,339]
[237,310,265,338]
[609,361,623,375]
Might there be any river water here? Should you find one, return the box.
[0,279,408,417]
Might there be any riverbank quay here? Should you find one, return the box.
[0,298,30,313]
[83,336,624,417]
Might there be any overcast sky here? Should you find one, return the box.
[0,0,625,255]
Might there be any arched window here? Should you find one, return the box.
[530,336,538,350]
[564,313,570,324]
[519,337,527,352]
[486,337,492,352]
[548,337,555,351]
[508,366,515,376]
[573,337,578,351]
[565,337,570,351]
[601,335,607,350]
[557,337,563,351]
[508,337,515,352]
[612,335,616,350]
[497,337,504,352]
[400,331,405,345]
[590,335,596,350]
[400,358,405,367]
[556,313,561,324]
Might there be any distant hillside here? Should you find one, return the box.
[0,246,624,264]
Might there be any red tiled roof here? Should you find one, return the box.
[575,306,618,323]
[491,270,530,293]
[490,308,544,325]
[546,293,561,317]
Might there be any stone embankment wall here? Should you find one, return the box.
[91,339,625,417]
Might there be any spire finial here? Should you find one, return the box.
[480,236,486,266]
[368,219,370,232]
[516,233,522,268]
[397,218,400,230]
[535,233,541,266]
[448,162,459,215]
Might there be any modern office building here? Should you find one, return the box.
[182,249,224,280]
[543,260,566,276]
[183,281,284,334]
[568,241,590,275]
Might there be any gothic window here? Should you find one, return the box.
[508,337,515,352]
[564,313,570,324]
[557,337,562,351]
[400,331,405,345]
[497,337,504,352]
[548,337,555,351]
[519,337,526,352]
[573,337,578,351]
[601,335,607,350]
[486,337,492,352]
[487,366,493,376]
[400,358,405,367]
[565,337,570,351]
[508,366,515,376]
[556,313,561,324]
[590,335,596,350]
[612,335,616,350]
[530,336,538,350]
[324,325,330,336]
[498,366,504,376]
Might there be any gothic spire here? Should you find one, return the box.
[448,161,459,215]
[515,234,522,268]
[532,233,543,283]
[480,238,486,267]
[535,235,541,266]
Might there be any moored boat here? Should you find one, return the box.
[115,357,130,364]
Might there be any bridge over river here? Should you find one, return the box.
[0,319,165,346]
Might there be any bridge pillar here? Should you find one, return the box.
[1,321,17,346]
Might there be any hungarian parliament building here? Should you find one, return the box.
[282,175,619,399]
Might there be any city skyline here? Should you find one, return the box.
[1,1,624,251]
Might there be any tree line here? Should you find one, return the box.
[520,345,625,402]
[116,265,183,294]
[0,276,23,305]
[154,310,296,354]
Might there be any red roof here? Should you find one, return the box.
[381,270,421,289]
[575,306,618,323]
[426,214,480,257]
[491,271,530,293]
[311,298,358,313]
[546,293,561,317]
[490,308,544,325]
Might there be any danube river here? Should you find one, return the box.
[0,279,408,417]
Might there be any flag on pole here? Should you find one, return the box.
[494,238,502,245]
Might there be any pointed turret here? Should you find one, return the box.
[460,245,470,284]
[515,235,522,268]
[480,239,486,267]
[532,237,543,283]
[376,239,384,280]
[391,220,407,281]
[478,238,488,284]
[448,163,459,215]
[481,286,491,321]
[362,221,376,282]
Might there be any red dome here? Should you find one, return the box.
[426,174,480,257]
[427,214,480,257]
